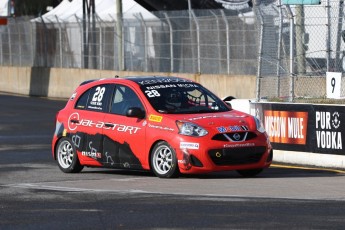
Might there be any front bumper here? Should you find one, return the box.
[174,136,273,174]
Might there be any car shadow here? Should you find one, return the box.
[79,164,345,179]
[182,166,345,179]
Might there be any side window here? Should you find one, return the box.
[75,84,114,112]
[75,90,90,110]
[111,85,144,115]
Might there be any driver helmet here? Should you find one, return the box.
[165,90,183,109]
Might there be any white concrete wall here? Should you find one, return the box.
[0,66,256,99]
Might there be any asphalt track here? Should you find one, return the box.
[1,93,345,229]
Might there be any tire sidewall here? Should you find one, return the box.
[151,141,179,178]
[56,137,83,173]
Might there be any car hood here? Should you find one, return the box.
[174,110,256,132]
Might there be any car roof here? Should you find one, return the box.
[79,76,194,87]
[126,76,194,86]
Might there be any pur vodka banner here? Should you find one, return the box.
[313,105,343,153]
[251,102,344,155]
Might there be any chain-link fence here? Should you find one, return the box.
[0,9,258,75]
[257,0,345,102]
[0,0,344,102]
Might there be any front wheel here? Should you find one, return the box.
[151,141,179,178]
[56,137,84,173]
[237,168,263,178]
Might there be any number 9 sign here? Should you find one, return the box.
[326,72,342,99]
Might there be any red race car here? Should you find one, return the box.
[52,76,272,178]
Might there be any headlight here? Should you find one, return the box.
[176,121,208,137]
[254,117,266,133]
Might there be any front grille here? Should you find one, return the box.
[208,146,266,166]
[212,132,257,142]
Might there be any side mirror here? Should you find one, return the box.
[222,96,236,109]
[126,107,145,119]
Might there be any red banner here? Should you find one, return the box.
[264,110,308,145]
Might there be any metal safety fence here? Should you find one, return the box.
[256,0,345,102]
[0,9,258,75]
[0,0,344,102]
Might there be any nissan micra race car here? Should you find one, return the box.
[52,76,272,178]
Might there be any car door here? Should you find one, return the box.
[102,84,146,169]
[71,84,114,165]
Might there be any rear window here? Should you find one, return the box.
[75,84,114,112]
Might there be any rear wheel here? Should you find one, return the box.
[56,137,84,173]
[237,168,263,177]
[151,141,179,178]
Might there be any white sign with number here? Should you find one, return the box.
[326,72,342,99]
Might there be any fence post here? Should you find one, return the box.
[30,20,34,66]
[189,3,195,73]
[8,21,12,66]
[116,0,124,71]
[191,11,200,73]
[286,6,295,102]
[55,16,63,68]
[97,17,103,70]
[18,21,22,66]
[0,25,2,64]
[326,0,331,72]
[75,16,84,69]
[221,10,230,75]
[92,7,97,69]
[82,3,88,68]
[295,5,306,74]
[108,15,117,70]
[211,11,222,74]
[123,19,134,70]
[254,5,263,101]
[277,0,283,97]
[335,0,344,71]
[136,13,148,72]
[164,13,174,72]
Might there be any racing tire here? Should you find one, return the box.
[236,168,263,178]
[56,137,84,173]
[151,141,179,178]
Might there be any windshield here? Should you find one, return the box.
[140,82,230,114]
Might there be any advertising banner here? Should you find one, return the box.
[313,105,343,154]
[251,102,345,155]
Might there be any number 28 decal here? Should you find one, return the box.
[145,90,160,97]
[92,86,106,102]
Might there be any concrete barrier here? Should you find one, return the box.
[0,66,256,99]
